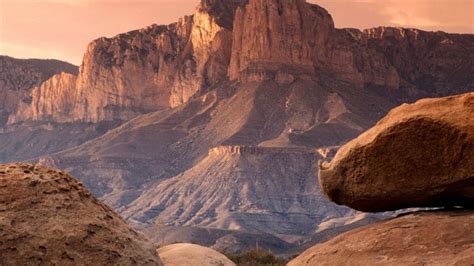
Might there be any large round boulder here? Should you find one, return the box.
[289,210,474,265]
[319,92,474,212]
[0,163,162,265]
[157,243,235,266]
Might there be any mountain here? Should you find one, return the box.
[7,0,473,124]
[1,0,473,253]
[0,56,77,125]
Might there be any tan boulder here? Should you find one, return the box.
[157,243,235,266]
[0,163,162,265]
[319,93,474,212]
[289,210,474,266]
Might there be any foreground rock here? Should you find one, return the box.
[0,163,162,265]
[289,210,474,265]
[157,243,235,266]
[319,93,474,212]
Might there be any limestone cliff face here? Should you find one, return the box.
[12,73,77,123]
[229,0,334,81]
[9,0,473,123]
[361,27,474,96]
[0,56,77,124]
[10,1,238,123]
[228,0,473,96]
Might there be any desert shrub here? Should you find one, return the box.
[225,249,289,266]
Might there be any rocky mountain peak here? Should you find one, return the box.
[197,0,247,29]
[229,0,335,81]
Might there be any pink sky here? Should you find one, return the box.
[1,0,473,65]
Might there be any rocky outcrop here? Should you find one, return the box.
[0,56,77,124]
[0,163,162,265]
[361,27,474,97]
[12,72,77,122]
[319,92,474,212]
[289,210,474,266]
[228,0,334,81]
[228,1,473,97]
[157,243,235,266]
[291,93,474,264]
[209,145,315,155]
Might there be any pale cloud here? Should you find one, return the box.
[314,0,473,33]
[382,4,442,28]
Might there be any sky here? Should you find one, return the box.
[1,0,473,65]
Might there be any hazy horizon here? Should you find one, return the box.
[1,0,473,65]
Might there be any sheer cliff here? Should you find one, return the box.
[0,56,77,125]
[10,1,241,123]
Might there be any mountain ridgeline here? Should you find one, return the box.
[1,0,473,254]
[7,0,473,124]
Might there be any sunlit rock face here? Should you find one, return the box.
[228,0,334,81]
[11,73,77,123]
[0,56,77,124]
[9,1,239,123]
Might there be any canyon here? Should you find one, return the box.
[1,0,473,256]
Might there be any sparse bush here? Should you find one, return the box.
[225,249,289,266]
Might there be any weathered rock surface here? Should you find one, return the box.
[157,243,235,266]
[319,92,474,212]
[228,0,334,81]
[0,163,162,265]
[0,56,77,124]
[288,210,474,266]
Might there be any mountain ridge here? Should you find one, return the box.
[7,0,473,124]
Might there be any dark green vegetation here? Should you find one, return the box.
[225,249,292,266]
